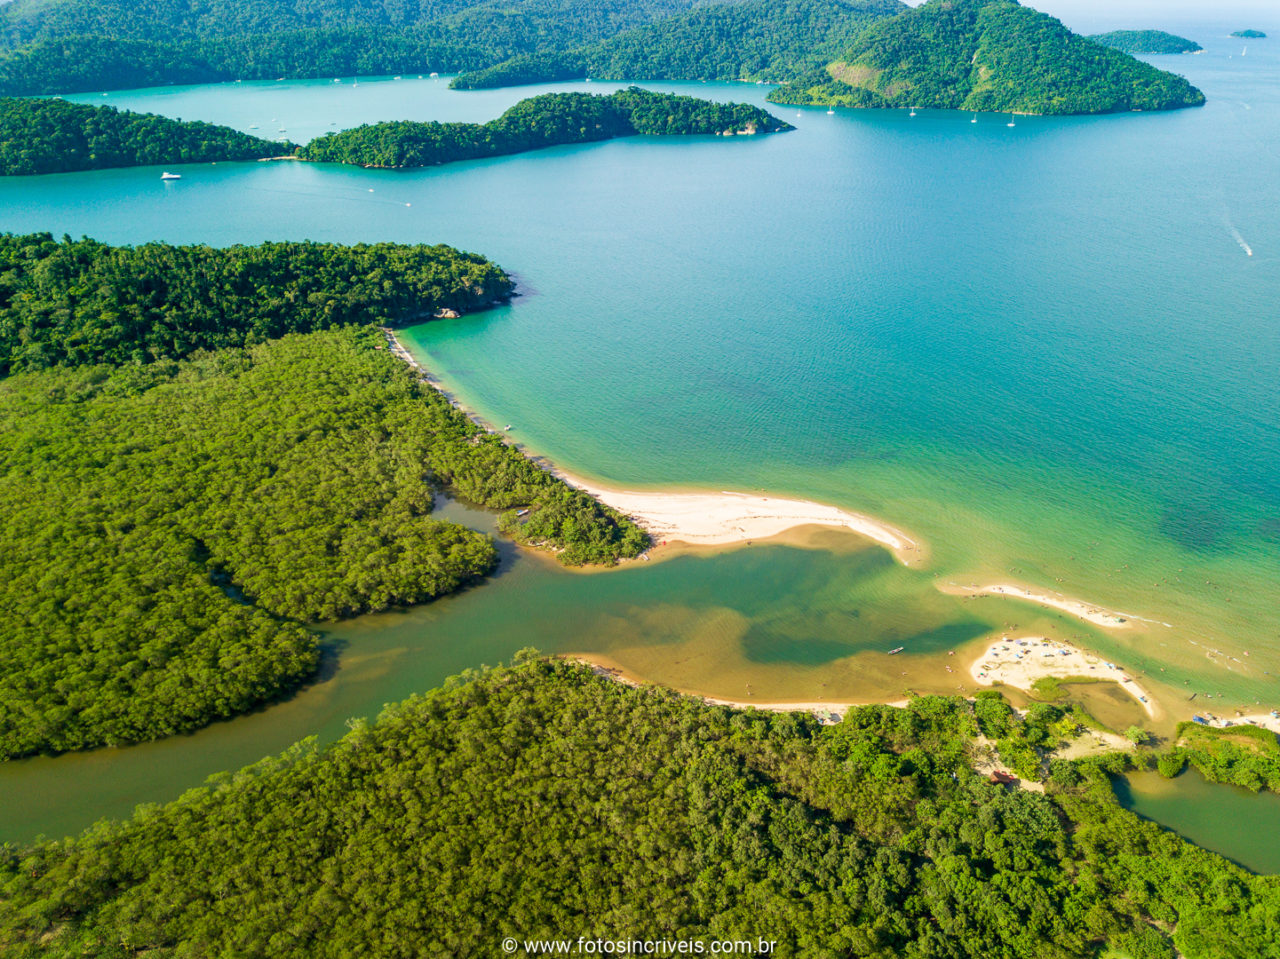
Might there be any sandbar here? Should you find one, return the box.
[969,636,1158,718]
[556,471,923,565]
[941,583,1157,629]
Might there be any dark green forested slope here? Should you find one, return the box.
[1088,30,1203,55]
[769,0,1206,115]
[451,0,904,90]
[1231,30,1266,39]
[0,329,645,760]
[0,97,289,175]
[0,236,647,758]
[0,0,707,95]
[299,87,790,168]
[0,233,511,371]
[1,657,1277,958]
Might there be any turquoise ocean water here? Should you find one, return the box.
[1,24,1279,840]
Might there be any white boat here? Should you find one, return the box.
[429,72,438,78]
[826,107,834,115]
[1007,114,1016,127]
[909,107,916,117]
[971,113,978,123]
[160,172,181,180]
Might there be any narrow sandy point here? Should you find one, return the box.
[385,328,923,563]
[555,470,924,565]
[969,636,1158,719]
[942,582,1155,629]
[1191,712,1280,735]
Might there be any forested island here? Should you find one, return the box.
[1232,30,1266,39]
[298,88,790,169]
[450,0,905,90]
[0,96,288,175]
[1,655,1277,957]
[0,235,646,759]
[1088,30,1203,55]
[769,0,1206,115]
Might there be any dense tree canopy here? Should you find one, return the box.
[770,0,1206,115]
[1088,30,1203,55]
[298,88,791,168]
[0,233,512,371]
[1,658,1277,957]
[0,0,708,95]
[0,327,645,760]
[0,96,287,175]
[1159,723,1280,792]
[450,0,905,89]
[1231,30,1266,39]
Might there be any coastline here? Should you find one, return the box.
[382,326,1212,730]
[383,327,923,565]
[968,636,1159,719]
[939,582,1161,630]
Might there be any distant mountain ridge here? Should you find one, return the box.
[0,0,710,94]
[768,0,1205,115]
[451,0,906,89]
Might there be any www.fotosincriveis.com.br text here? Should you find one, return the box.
[503,937,779,955]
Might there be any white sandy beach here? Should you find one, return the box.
[559,474,924,565]
[969,636,1158,718]
[942,583,1150,629]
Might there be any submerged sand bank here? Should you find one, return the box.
[969,636,1158,719]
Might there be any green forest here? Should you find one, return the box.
[1088,31,1203,55]
[1,657,1277,957]
[0,96,287,175]
[0,0,707,95]
[1231,30,1266,39]
[0,233,512,370]
[1158,723,1280,793]
[0,237,647,759]
[450,0,905,89]
[298,88,790,168]
[770,0,1206,115]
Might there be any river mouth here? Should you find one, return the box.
[4,46,1280,841]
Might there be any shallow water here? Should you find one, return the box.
[1118,770,1280,874]
[2,24,1280,841]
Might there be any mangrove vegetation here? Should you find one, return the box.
[1,657,1277,957]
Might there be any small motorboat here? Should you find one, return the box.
[160,172,181,180]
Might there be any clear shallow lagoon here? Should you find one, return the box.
[3,28,1280,841]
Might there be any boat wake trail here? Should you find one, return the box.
[1224,215,1254,256]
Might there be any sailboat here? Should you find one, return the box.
[971,112,978,123]
[909,106,916,117]
[1007,113,1016,127]
[826,104,835,114]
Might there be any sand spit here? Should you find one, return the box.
[556,473,924,565]
[942,583,1163,630]
[969,636,1158,718]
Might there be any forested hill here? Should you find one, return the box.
[451,0,906,90]
[298,87,791,169]
[0,233,512,370]
[0,234,649,759]
[769,0,1206,115]
[2,656,1278,956]
[0,96,289,175]
[0,0,706,95]
[1089,30,1203,55]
